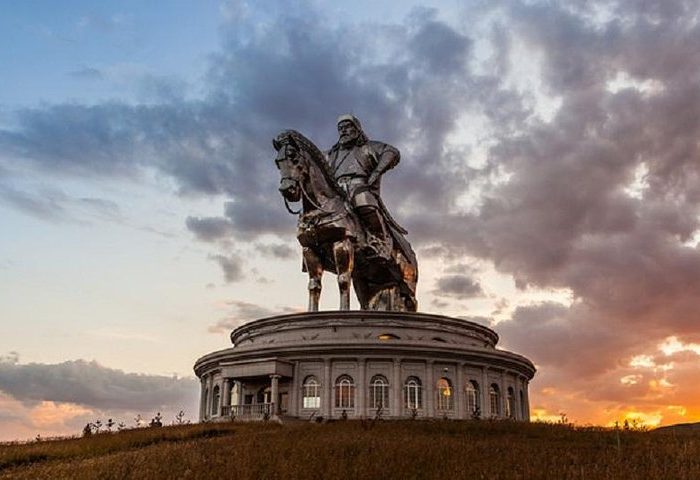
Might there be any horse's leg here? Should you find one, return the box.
[303,247,323,312]
[333,238,354,310]
[352,273,370,310]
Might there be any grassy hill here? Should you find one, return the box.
[1,420,699,479]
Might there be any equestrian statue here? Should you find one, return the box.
[273,115,418,312]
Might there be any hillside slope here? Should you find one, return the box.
[654,422,700,434]
[1,420,699,479]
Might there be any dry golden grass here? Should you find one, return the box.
[1,420,698,479]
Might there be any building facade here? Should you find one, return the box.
[194,311,536,422]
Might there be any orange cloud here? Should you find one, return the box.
[30,401,94,429]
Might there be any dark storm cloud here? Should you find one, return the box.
[0,102,246,196]
[472,0,700,423]
[0,358,198,411]
[185,216,235,243]
[208,253,244,283]
[0,3,490,240]
[434,274,484,299]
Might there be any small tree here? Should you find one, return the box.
[134,414,143,428]
[106,418,115,432]
[117,422,127,432]
[175,410,186,425]
[149,412,163,427]
[93,419,102,433]
[82,423,93,437]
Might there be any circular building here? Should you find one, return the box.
[193,310,535,422]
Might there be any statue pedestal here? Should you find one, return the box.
[194,311,535,422]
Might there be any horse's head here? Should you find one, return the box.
[273,131,306,203]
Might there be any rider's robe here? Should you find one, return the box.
[325,140,418,270]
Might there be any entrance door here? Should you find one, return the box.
[257,386,271,404]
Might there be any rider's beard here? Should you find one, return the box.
[339,134,358,148]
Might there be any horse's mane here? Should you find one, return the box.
[274,130,344,198]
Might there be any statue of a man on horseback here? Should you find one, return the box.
[328,115,401,262]
[272,117,418,312]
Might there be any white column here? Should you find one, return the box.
[236,380,244,407]
[456,363,465,420]
[289,361,300,417]
[481,367,489,418]
[217,379,225,417]
[392,359,401,418]
[514,376,520,420]
[425,360,434,417]
[223,379,232,406]
[500,372,508,419]
[323,358,332,418]
[207,374,214,418]
[524,379,531,421]
[199,377,206,421]
[270,374,281,416]
[357,358,366,418]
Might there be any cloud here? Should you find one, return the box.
[186,216,235,243]
[0,185,68,222]
[208,253,244,283]
[208,300,299,333]
[0,358,198,412]
[0,3,486,239]
[69,66,103,79]
[0,184,122,223]
[433,274,484,299]
[77,13,130,32]
[255,242,295,259]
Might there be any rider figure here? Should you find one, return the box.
[326,114,399,260]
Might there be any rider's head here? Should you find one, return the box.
[337,114,367,148]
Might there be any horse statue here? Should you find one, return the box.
[273,130,418,312]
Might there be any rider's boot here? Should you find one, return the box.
[358,206,392,261]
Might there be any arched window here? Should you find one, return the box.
[212,385,220,416]
[466,380,480,417]
[519,390,525,419]
[506,387,515,419]
[489,384,500,417]
[334,375,355,409]
[404,376,423,410]
[302,376,321,409]
[436,377,453,411]
[369,375,389,409]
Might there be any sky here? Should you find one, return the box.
[1,0,700,440]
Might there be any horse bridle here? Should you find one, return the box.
[278,144,330,215]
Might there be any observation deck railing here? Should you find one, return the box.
[221,403,273,419]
